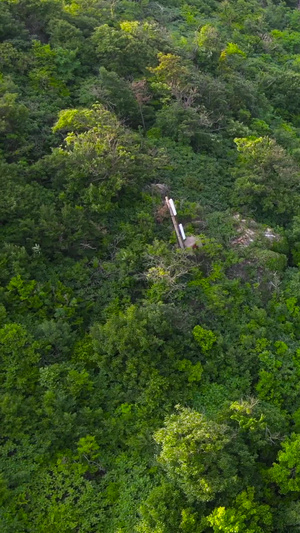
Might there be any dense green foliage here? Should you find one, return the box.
[2,0,300,530]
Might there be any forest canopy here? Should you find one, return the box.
[2,0,300,531]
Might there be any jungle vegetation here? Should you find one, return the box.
[2,0,300,531]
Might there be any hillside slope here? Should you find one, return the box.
[2,0,300,531]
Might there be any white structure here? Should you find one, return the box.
[179,223,186,241]
[169,198,177,216]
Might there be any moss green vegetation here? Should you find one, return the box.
[2,0,300,530]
